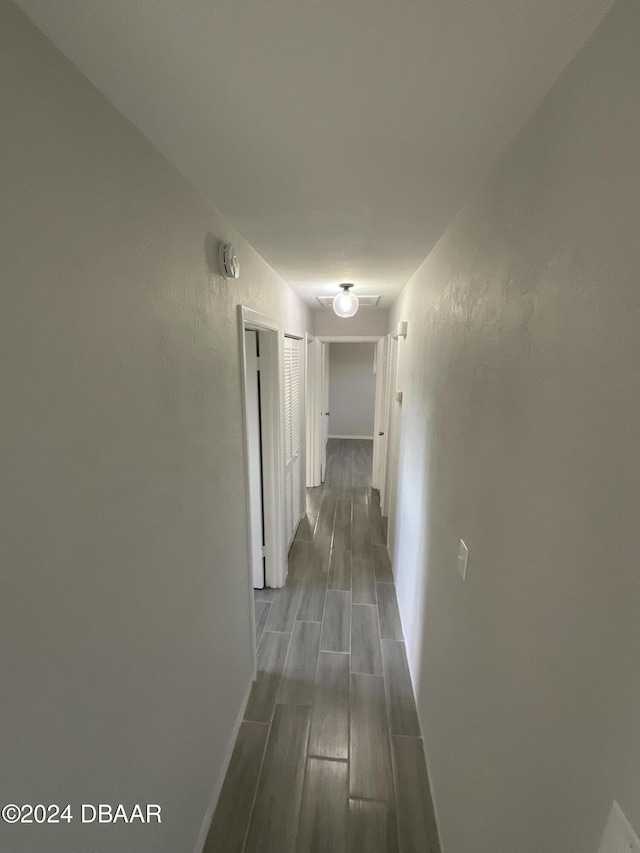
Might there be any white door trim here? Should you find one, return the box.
[307,338,323,486]
[382,334,399,524]
[313,334,385,487]
[244,329,265,588]
[238,307,287,614]
[372,335,389,492]
[283,333,305,548]
[321,342,330,480]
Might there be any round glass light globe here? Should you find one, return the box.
[332,288,359,318]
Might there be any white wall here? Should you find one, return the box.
[0,5,310,853]
[314,307,388,337]
[328,344,376,438]
[387,2,640,852]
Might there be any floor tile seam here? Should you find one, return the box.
[295,746,351,851]
[294,563,325,623]
[339,451,354,798]
[271,626,296,710]
[307,459,373,830]
[377,546,403,853]
[277,620,321,706]
[348,795,395,805]
[350,664,382,677]
[380,638,421,738]
[306,753,349,765]
[239,697,277,853]
[316,557,330,635]
[264,701,314,853]
[350,601,383,678]
[301,607,324,770]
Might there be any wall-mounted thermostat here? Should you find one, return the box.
[219,242,239,279]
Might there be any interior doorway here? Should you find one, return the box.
[308,335,388,492]
[381,333,399,529]
[283,334,304,547]
[326,342,377,441]
[321,342,329,480]
[238,307,286,608]
[244,329,266,588]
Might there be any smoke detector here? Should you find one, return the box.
[219,243,239,279]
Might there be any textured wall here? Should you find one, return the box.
[388,2,640,852]
[0,4,309,853]
[329,344,376,437]
[313,308,388,337]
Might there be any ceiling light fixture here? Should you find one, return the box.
[332,283,359,318]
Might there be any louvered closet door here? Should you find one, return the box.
[284,336,302,546]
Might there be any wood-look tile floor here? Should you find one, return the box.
[204,439,440,853]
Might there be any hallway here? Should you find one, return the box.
[204,439,440,853]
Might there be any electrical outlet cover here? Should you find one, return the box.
[599,801,640,853]
[457,539,468,580]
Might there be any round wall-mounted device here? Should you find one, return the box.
[219,243,239,279]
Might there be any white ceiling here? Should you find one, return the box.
[15,0,613,307]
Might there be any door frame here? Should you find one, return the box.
[305,333,317,487]
[372,334,390,494]
[243,329,266,589]
[309,336,384,487]
[382,334,399,534]
[321,341,329,480]
[283,331,306,548]
[238,307,287,626]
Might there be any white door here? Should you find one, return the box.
[305,334,315,487]
[383,335,399,530]
[307,337,323,488]
[320,342,330,481]
[284,336,303,545]
[372,335,390,493]
[245,330,265,588]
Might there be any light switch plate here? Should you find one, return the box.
[457,539,468,580]
[599,801,640,853]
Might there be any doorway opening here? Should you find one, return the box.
[238,306,287,659]
[238,307,308,645]
[307,335,390,496]
[284,334,305,549]
[244,328,267,588]
[327,341,377,441]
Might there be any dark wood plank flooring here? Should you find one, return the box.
[205,438,440,853]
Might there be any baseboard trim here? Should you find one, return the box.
[328,434,374,440]
[192,676,254,853]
